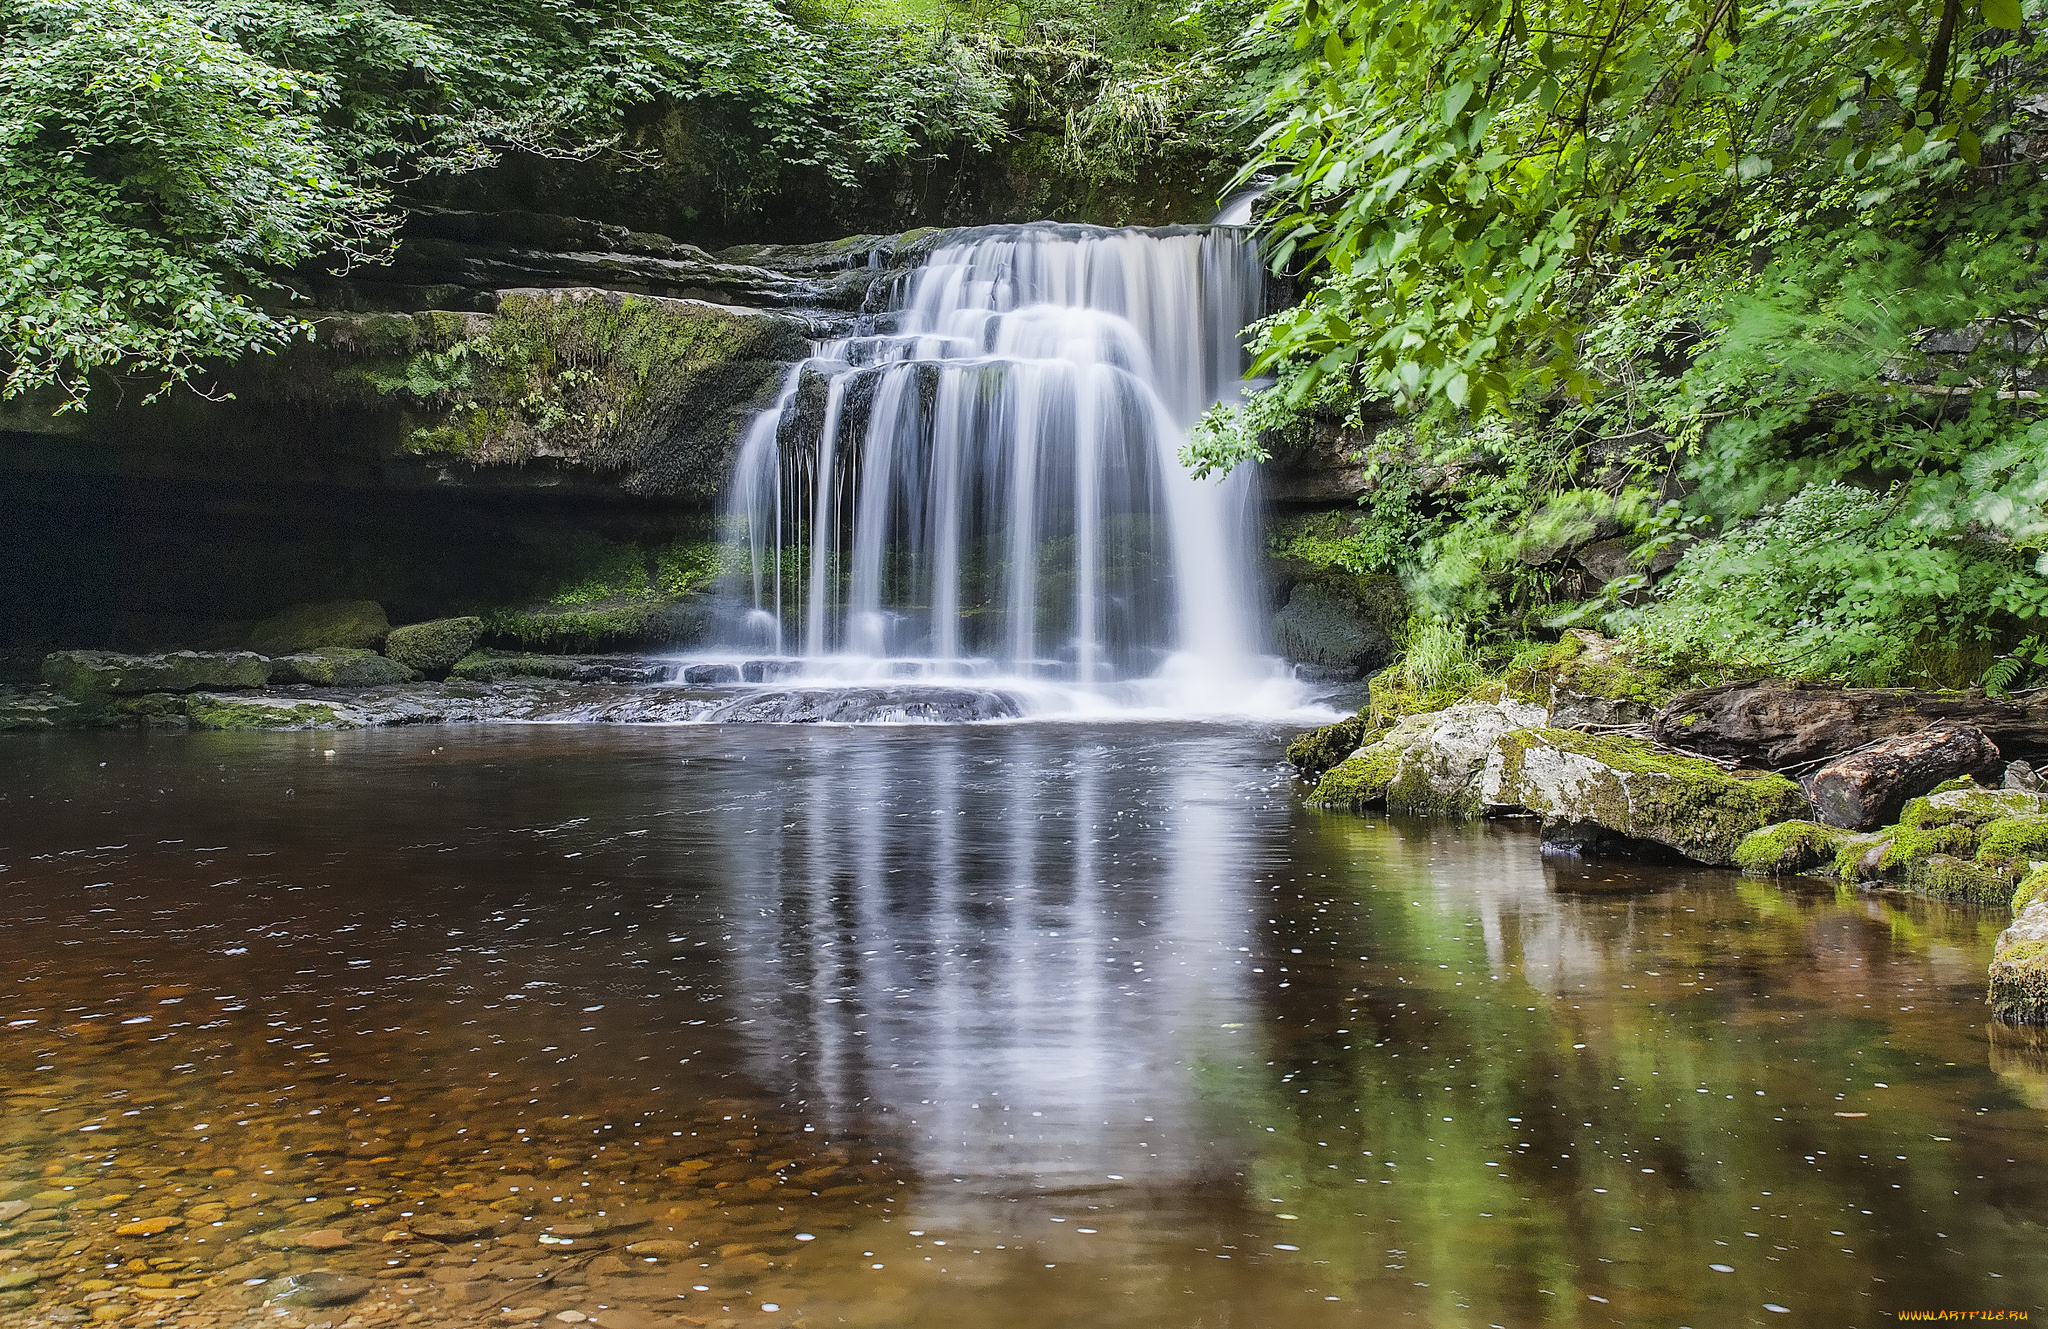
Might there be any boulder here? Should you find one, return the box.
[1286,712,1379,782]
[1734,820,1857,876]
[186,695,359,730]
[1805,724,2004,830]
[1517,630,1679,730]
[1901,786,2046,831]
[1990,888,2048,1025]
[1654,680,2048,767]
[247,600,390,652]
[1311,700,1546,815]
[450,651,585,682]
[269,649,415,688]
[1272,583,1393,677]
[384,617,484,676]
[1480,728,1811,865]
[0,687,96,731]
[42,650,270,697]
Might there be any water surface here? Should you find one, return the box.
[0,724,2042,1329]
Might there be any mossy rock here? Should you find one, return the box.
[1905,854,2017,905]
[1900,787,2048,831]
[1505,630,1685,729]
[269,649,415,688]
[1484,728,1811,865]
[1312,701,1545,817]
[247,600,390,653]
[385,618,485,677]
[186,695,351,730]
[484,594,710,653]
[1976,814,2048,871]
[2012,865,2048,914]
[1990,899,2048,1025]
[1734,820,1854,876]
[1875,823,1979,877]
[0,687,100,731]
[1287,713,1383,782]
[448,651,584,682]
[42,650,271,698]
[1312,742,1405,809]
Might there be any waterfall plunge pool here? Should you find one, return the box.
[0,723,2043,1327]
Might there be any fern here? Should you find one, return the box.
[1982,655,2024,698]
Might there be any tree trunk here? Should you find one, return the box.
[1653,680,2048,767]
[1805,724,2004,830]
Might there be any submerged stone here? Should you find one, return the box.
[265,1272,371,1308]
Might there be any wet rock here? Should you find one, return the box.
[0,1269,41,1289]
[703,685,1023,724]
[265,1271,372,1308]
[0,1202,29,1223]
[1285,713,1381,783]
[384,619,485,678]
[43,650,270,697]
[1806,724,2005,830]
[1990,889,2048,1025]
[1311,700,1547,815]
[0,686,97,731]
[248,600,391,653]
[186,694,358,730]
[1734,820,1856,876]
[682,664,742,685]
[741,660,802,683]
[269,649,416,688]
[113,1216,183,1236]
[1272,583,1392,674]
[407,1217,495,1243]
[1654,680,2048,767]
[299,1229,352,1249]
[1481,728,1811,866]
[450,652,587,683]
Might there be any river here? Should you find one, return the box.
[0,723,2043,1328]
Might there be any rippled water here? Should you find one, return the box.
[0,724,2044,1329]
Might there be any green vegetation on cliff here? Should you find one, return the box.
[1194,0,2048,691]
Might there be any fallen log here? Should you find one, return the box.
[1652,680,2048,768]
[1804,724,2004,830]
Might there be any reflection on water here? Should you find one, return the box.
[0,725,2042,1329]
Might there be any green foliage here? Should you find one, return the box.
[1615,482,2035,685]
[1238,0,2045,414]
[0,0,389,408]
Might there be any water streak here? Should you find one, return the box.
[725,223,1291,713]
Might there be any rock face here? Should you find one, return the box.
[384,618,485,676]
[1806,724,2004,830]
[1990,884,2048,1025]
[1654,680,2048,766]
[247,600,391,652]
[1481,729,1810,866]
[1272,583,1393,677]
[1311,701,1547,815]
[269,649,415,688]
[42,650,271,697]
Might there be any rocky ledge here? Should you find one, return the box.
[1289,633,2048,1024]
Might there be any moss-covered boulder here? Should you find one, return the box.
[1286,713,1384,782]
[1976,814,2048,874]
[1310,701,1547,815]
[484,593,713,653]
[1899,787,2046,831]
[1481,728,1811,865]
[42,650,271,698]
[185,695,359,730]
[1734,820,1856,876]
[1905,854,2017,905]
[2014,865,2048,915]
[448,651,584,682]
[1509,630,1683,730]
[269,649,415,687]
[385,618,485,677]
[247,600,390,652]
[1989,895,2048,1025]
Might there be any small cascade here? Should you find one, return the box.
[722,222,1288,711]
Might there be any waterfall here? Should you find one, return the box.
[723,222,1286,711]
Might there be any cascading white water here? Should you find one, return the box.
[723,222,1289,712]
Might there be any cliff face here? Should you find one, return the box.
[0,212,1365,661]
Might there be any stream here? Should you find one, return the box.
[1,723,2044,1328]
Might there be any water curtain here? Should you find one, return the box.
[727,223,1267,691]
